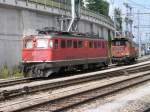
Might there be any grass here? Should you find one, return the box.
[0,65,23,79]
[12,66,23,78]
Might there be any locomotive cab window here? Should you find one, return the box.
[37,39,48,48]
[78,41,83,48]
[25,40,33,49]
[112,40,127,46]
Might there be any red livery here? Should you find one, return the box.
[22,30,109,77]
[111,38,138,64]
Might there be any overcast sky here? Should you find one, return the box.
[107,0,150,43]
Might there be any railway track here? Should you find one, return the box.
[0,61,149,111]
[0,61,150,101]
[0,56,149,89]
[0,70,150,112]
[0,65,115,88]
[0,77,34,88]
[144,108,150,112]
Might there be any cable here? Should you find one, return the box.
[127,0,150,10]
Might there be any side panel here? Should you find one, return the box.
[51,38,108,63]
[22,49,52,62]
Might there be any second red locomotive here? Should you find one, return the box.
[111,37,138,64]
[22,28,109,77]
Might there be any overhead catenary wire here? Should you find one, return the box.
[127,0,150,10]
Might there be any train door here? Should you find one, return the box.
[52,38,61,60]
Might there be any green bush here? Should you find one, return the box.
[12,66,23,78]
[0,65,10,79]
[0,65,23,79]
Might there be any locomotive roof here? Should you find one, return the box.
[38,27,103,39]
[24,27,104,40]
[112,38,128,41]
[25,32,104,40]
[112,38,138,46]
[42,31,102,39]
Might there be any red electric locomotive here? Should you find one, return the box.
[111,37,138,64]
[22,28,109,77]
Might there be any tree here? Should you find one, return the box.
[86,0,109,16]
[80,0,84,7]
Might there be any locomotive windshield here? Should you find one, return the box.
[37,39,48,48]
[112,40,127,46]
[25,40,33,49]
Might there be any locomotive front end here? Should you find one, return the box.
[21,35,54,77]
[111,38,129,64]
[22,36,51,63]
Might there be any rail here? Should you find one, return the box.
[0,70,149,111]
[0,61,150,100]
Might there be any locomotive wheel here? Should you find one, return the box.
[88,64,96,70]
[32,68,44,78]
[37,69,44,77]
[44,69,54,77]
[103,62,108,67]
[132,58,136,62]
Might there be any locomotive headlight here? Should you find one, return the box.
[125,53,129,56]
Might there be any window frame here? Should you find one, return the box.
[94,41,98,48]
[78,40,83,48]
[36,38,49,49]
[73,40,78,48]
[24,39,33,49]
[89,41,93,48]
[102,41,105,48]
[60,39,66,48]
[67,39,73,48]
[98,41,101,48]
[54,39,59,49]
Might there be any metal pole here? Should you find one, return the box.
[67,0,75,32]
[137,10,141,57]
[44,0,46,8]
[129,7,133,37]
[112,2,116,38]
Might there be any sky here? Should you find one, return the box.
[106,0,150,43]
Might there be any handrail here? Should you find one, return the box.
[27,0,114,26]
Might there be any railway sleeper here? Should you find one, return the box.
[0,90,9,100]
[0,86,31,100]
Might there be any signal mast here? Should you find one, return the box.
[124,3,133,39]
[67,0,80,32]
[58,0,80,32]
[114,3,133,40]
